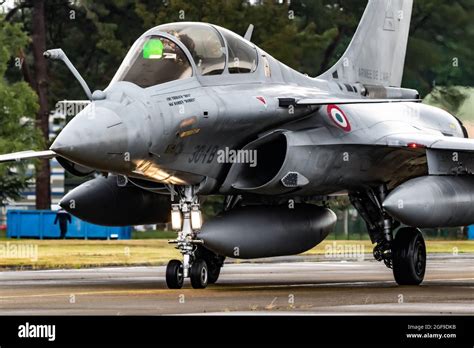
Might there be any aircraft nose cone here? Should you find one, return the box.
[51,104,128,171]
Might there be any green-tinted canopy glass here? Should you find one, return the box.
[143,39,164,59]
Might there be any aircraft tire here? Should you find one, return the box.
[190,259,209,289]
[194,246,223,284]
[166,259,184,289]
[392,227,426,285]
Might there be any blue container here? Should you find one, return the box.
[6,210,131,240]
[468,225,474,240]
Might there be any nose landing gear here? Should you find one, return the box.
[165,186,224,289]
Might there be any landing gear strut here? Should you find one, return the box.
[165,186,224,289]
[350,185,426,285]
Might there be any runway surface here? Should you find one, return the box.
[0,255,473,315]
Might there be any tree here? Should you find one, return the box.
[31,0,51,209]
[0,15,41,205]
[404,0,474,96]
[2,0,473,209]
[4,0,51,209]
[9,0,474,105]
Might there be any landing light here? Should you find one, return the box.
[171,204,182,231]
[190,204,203,230]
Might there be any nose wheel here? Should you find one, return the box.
[166,259,184,289]
[190,259,209,289]
[166,258,210,289]
[165,186,223,289]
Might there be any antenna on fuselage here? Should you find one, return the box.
[244,24,254,42]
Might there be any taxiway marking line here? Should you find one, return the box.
[0,289,178,300]
[0,278,472,301]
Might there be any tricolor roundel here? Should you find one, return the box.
[327,105,351,132]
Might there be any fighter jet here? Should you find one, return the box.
[1,0,471,289]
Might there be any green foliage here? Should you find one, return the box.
[201,195,224,219]
[0,15,40,204]
[425,86,468,115]
[326,196,351,211]
[39,0,144,100]
[404,0,474,95]
[133,0,341,76]
[1,0,473,206]
[136,1,474,95]
[7,0,470,102]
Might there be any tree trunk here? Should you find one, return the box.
[343,209,349,239]
[31,0,51,209]
[317,26,345,76]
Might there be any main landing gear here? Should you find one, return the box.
[166,186,224,289]
[350,186,426,285]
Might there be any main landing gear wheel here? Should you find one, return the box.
[190,259,208,289]
[166,260,184,289]
[392,227,426,285]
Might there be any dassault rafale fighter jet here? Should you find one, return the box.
[2,0,472,289]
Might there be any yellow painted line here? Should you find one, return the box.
[1,278,473,301]
[0,289,180,300]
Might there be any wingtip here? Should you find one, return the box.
[0,150,56,163]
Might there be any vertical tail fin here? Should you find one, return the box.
[318,0,413,87]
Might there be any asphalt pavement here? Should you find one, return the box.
[0,254,472,315]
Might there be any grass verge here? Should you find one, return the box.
[303,240,474,255]
[0,239,472,270]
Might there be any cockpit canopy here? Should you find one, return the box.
[111,23,258,88]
